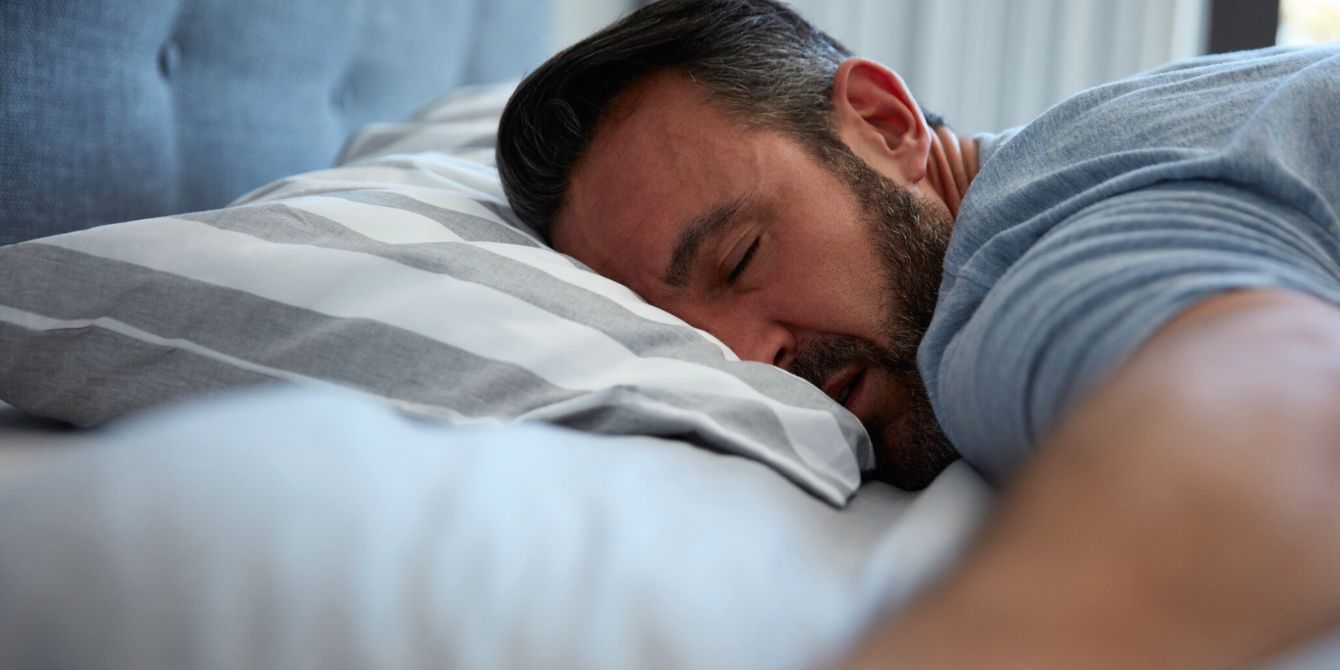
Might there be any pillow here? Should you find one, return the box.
[0,84,871,504]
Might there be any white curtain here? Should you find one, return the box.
[550,0,640,51]
[788,0,1210,133]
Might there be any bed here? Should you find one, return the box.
[1,1,1338,668]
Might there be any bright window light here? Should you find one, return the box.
[1278,0,1340,45]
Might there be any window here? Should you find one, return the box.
[1277,0,1340,44]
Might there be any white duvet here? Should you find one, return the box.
[3,388,1338,669]
[0,387,988,670]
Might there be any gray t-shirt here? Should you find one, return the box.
[919,46,1340,480]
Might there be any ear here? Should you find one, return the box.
[829,58,932,185]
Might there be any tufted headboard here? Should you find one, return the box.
[0,0,549,246]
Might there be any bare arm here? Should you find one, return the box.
[842,289,1340,669]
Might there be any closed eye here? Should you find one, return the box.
[727,238,760,284]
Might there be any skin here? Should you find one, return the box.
[556,56,1340,666]
[842,290,1340,668]
[556,60,973,488]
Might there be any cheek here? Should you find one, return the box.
[772,222,889,332]
[764,146,892,334]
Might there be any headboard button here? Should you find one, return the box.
[157,41,181,79]
[330,82,351,114]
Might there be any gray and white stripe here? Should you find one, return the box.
[0,147,871,504]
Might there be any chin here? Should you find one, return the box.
[865,421,961,491]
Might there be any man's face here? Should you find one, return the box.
[553,71,958,489]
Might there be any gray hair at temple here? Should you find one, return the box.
[495,0,944,240]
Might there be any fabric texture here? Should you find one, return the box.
[0,0,548,246]
[0,86,871,504]
[920,46,1340,479]
[0,386,990,670]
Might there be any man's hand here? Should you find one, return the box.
[841,289,1340,669]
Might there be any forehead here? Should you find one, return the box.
[552,71,772,299]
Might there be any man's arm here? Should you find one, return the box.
[842,289,1340,669]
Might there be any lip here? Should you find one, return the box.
[822,366,867,416]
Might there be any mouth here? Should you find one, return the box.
[823,366,867,413]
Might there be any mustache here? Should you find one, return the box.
[786,335,912,392]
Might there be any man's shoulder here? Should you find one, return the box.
[946,44,1340,288]
[1137,44,1340,78]
[920,46,1340,477]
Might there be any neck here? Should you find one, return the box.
[925,126,980,220]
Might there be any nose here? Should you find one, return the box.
[690,309,795,367]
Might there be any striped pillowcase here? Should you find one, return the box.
[0,87,872,504]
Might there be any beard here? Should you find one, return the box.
[785,139,959,490]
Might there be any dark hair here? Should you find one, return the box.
[496,0,941,239]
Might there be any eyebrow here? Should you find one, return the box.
[662,196,751,288]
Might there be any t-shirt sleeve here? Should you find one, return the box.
[931,180,1340,479]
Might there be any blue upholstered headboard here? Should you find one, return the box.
[0,0,550,246]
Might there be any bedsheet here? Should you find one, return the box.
[1,388,1337,669]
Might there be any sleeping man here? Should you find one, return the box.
[495,0,1340,666]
